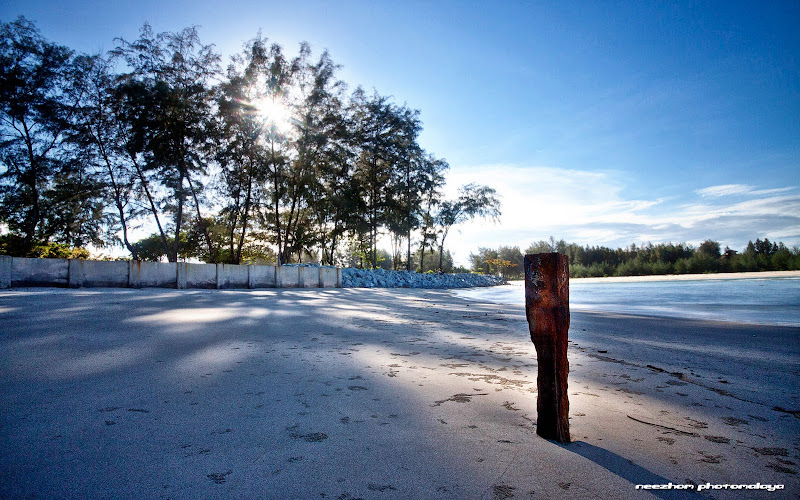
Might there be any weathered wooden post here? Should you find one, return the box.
[524,253,570,443]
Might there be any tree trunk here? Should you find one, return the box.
[437,228,451,272]
[21,122,39,255]
[406,229,412,271]
[172,177,183,263]
[187,175,216,263]
[130,152,169,260]
[101,149,137,260]
[235,178,253,265]
[273,172,283,265]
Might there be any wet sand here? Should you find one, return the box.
[1,288,797,499]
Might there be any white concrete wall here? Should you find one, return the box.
[249,265,277,288]
[217,264,249,289]
[11,257,68,287]
[319,267,339,288]
[278,266,301,288]
[70,260,129,288]
[0,256,340,289]
[182,262,217,289]
[131,261,177,288]
[300,266,319,288]
[1,256,12,289]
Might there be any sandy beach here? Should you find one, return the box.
[1,286,797,499]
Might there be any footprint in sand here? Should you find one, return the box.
[685,417,708,429]
[493,484,516,499]
[368,484,397,492]
[752,447,789,456]
[721,416,748,426]
[286,425,328,442]
[207,470,232,484]
[432,393,488,407]
[766,462,797,474]
[698,452,724,463]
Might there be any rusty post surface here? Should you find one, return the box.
[524,253,570,443]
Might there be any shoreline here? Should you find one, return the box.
[570,269,800,283]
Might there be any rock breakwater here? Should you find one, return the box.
[342,268,504,288]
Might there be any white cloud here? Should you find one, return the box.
[441,164,800,266]
[695,184,794,198]
[696,184,754,198]
[678,193,800,225]
[444,164,663,231]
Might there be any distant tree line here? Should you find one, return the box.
[470,237,800,279]
[0,17,500,270]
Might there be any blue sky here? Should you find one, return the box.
[3,0,798,265]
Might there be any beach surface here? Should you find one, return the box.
[1,287,797,499]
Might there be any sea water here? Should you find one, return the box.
[454,277,800,327]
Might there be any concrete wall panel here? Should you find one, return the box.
[183,263,216,289]
[249,265,276,288]
[219,264,249,289]
[278,266,300,288]
[12,257,68,287]
[320,267,338,288]
[301,267,319,288]
[76,260,129,288]
[0,256,10,289]
[132,261,177,288]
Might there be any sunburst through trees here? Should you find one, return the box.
[0,18,501,268]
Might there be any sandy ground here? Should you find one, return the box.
[0,287,798,499]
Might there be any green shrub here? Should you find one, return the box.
[0,234,89,259]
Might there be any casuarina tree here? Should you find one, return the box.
[435,183,501,271]
[0,17,104,254]
[112,24,220,262]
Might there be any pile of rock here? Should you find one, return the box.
[342,268,504,288]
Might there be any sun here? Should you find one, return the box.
[253,94,295,136]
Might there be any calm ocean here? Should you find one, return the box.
[454,277,800,327]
